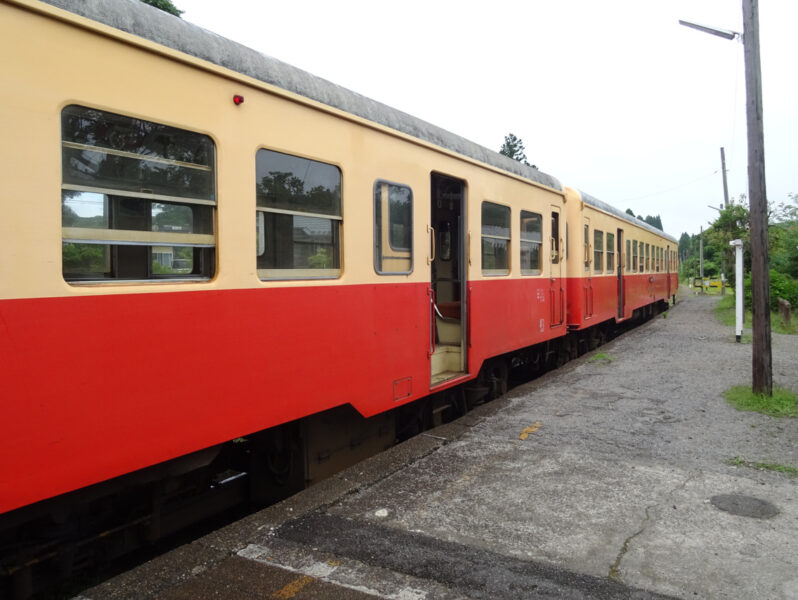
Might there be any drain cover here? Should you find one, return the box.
[710,494,779,519]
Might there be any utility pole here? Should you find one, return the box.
[679,1,772,395]
[743,0,771,395]
[720,147,730,208]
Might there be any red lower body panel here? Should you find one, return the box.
[566,273,674,329]
[468,278,565,369]
[1,283,433,513]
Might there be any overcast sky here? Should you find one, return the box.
[181,0,797,238]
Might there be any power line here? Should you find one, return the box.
[619,170,720,203]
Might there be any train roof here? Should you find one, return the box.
[580,191,678,243]
[40,0,562,192]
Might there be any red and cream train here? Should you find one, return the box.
[0,0,677,558]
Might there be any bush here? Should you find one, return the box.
[744,270,798,310]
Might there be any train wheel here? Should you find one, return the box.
[478,358,509,401]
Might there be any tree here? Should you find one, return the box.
[643,215,663,231]
[140,0,182,17]
[625,211,663,231]
[499,133,532,167]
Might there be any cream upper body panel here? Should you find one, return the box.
[1,0,565,300]
[563,187,678,279]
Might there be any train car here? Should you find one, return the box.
[0,0,677,594]
[0,0,570,520]
[563,187,678,342]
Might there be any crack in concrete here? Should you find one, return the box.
[608,504,654,581]
[608,471,698,581]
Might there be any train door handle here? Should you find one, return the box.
[427,225,436,265]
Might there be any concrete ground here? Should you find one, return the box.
[78,290,798,599]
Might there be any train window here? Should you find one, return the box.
[481,201,510,275]
[255,148,342,279]
[520,211,542,275]
[583,224,590,272]
[593,230,604,273]
[626,239,631,272]
[552,213,562,265]
[606,232,615,272]
[632,240,638,272]
[645,243,650,272]
[374,180,413,274]
[61,106,216,282]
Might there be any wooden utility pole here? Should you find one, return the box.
[743,0,772,395]
[720,147,730,208]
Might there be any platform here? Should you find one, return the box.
[77,291,798,599]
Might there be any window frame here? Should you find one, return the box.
[593,229,604,274]
[606,232,615,273]
[255,147,343,281]
[481,201,511,276]
[626,239,631,272]
[520,210,543,276]
[373,179,413,275]
[61,105,217,283]
[583,224,590,272]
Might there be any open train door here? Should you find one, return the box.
[429,173,468,387]
[550,206,564,326]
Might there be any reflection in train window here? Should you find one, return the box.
[594,229,604,273]
[61,105,216,282]
[374,180,413,274]
[606,232,615,272]
[520,211,542,275]
[481,202,510,275]
[255,148,341,280]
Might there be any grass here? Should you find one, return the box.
[724,385,798,418]
[588,351,615,363]
[727,456,798,476]
[713,294,797,335]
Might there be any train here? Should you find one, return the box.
[0,0,678,595]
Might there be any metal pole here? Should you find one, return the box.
[743,0,772,395]
[699,226,704,293]
[720,147,730,208]
[730,239,744,342]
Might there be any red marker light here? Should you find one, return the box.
[233,94,244,105]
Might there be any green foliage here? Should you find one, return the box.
[62,243,105,273]
[743,269,798,311]
[140,0,182,16]
[724,385,798,418]
[499,133,532,167]
[646,215,663,230]
[308,248,332,268]
[727,456,798,476]
[623,209,662,230]
[678,232,691,257]
[588,351,615,363]
[714,292,797,335]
